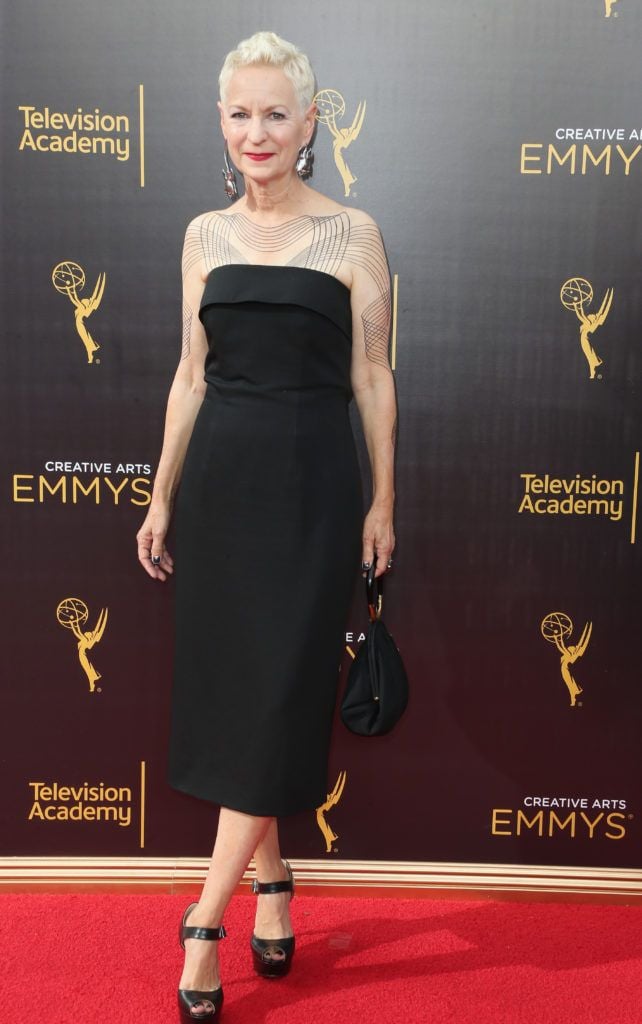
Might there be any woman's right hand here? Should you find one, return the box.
[136,502,174,581]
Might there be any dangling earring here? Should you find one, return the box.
[222,144,239,202]
[295,144,314,179]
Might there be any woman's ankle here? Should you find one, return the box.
[186,902,224,928]
[254,855,288,881]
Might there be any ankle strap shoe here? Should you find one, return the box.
[250,859,296,978]
[178,903,226,1020]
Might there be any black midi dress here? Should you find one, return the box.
[167,264,363,816]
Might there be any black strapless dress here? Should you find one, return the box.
[167,265,363,816]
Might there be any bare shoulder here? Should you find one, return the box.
[344,209,386,264]
[342,206,389,290]
[304,194,381,232]
[293,186,345,217]
[344,206,381,232]
[181,211,229,270]
[185,209,228,233]
[294,187,376,225]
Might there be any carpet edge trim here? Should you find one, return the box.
[0,857,641,897]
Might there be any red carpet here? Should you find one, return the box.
[2,892,641,1024]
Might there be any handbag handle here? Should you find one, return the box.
[366,558,383,622]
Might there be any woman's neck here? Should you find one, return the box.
[241,174,309,221]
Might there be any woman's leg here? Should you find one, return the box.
[251,819,294,951]
[179,807,273,998]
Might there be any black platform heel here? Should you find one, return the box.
[250,858,296,978]
[178,902,226,1021]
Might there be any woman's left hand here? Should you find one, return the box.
[361,503,395,578]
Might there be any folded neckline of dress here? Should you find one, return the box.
[205,263,351,295]
[198,264,353,341]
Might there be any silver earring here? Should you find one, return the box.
[295,144,314,179]
[222,144,239,202]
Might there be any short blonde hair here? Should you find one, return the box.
[219,30,316,110]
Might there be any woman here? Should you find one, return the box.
[136,31,396,1022]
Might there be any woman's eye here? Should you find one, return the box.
[270,112,286,121]
[230,112,248,119]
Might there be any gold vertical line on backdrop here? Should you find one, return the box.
[631,451,640,544]
[139,84,145,188]
[139,760,146,848]
[390,273,399,370]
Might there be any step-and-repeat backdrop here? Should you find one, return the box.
[1,0,640,868]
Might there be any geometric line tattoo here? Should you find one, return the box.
[180,210,392,367]
[181,301,192,361]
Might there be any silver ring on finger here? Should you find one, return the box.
[151,555,161,566]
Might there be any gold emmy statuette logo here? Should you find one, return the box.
[52,261,106,364]
[316,770,347,853]
[541,612,592,707]
[604,0,618,17]
[56,597,109,693]
[314,90,366,197]
[560,277,613,379]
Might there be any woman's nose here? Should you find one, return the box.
[247,116,268,143]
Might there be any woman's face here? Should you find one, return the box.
[219,65,314,186]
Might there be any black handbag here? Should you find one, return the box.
[340,559,409,736]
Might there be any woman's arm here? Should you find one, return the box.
[348,212,397,578]
[136,217,209,580]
